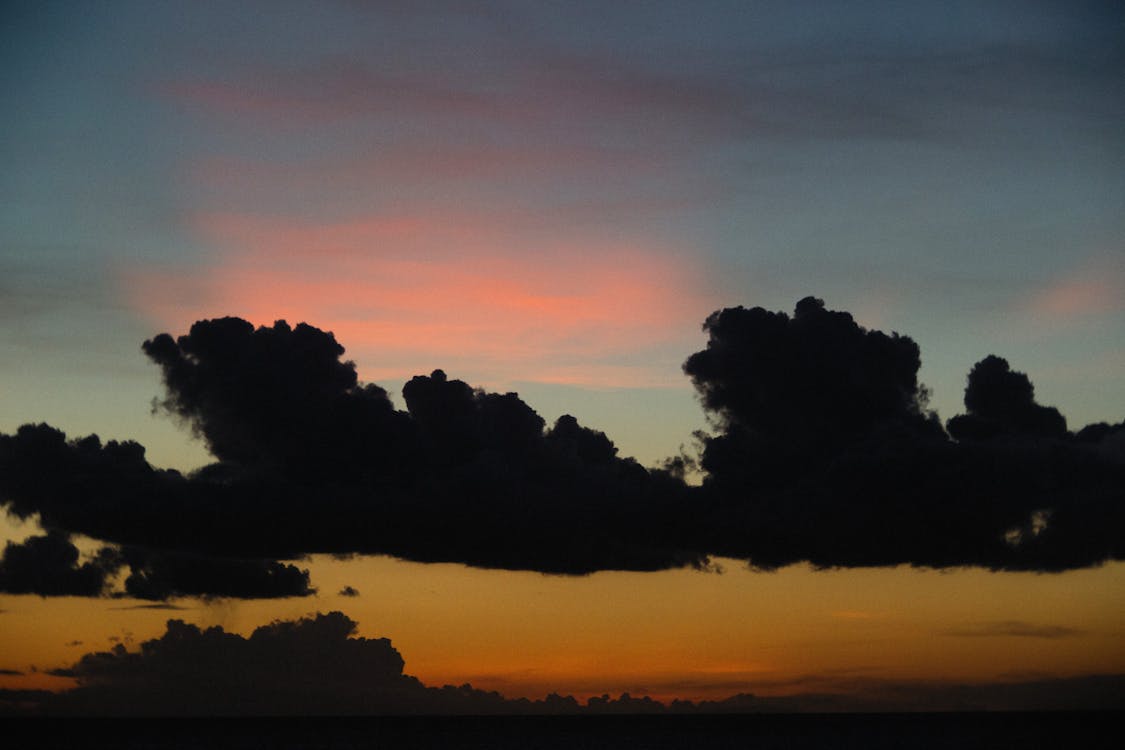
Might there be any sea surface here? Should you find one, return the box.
[14,712,1123,749]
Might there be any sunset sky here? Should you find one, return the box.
[2,1,1123,712]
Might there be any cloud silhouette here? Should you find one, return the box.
[9,612,1124,716]
[946,355,1068,441]
[1,299,1123,598]
[118,547,313,601]
[682,297,1124,571]
[0,532,120,597]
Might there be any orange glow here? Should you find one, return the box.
[7,558,1123,704]
[124,211,709,388]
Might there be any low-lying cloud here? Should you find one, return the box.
[4,611,1122,716]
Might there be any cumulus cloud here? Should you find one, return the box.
[0,319,697,581]
[682,297,1124,571]
[1,299,1123,597]
[946,355,1068,440]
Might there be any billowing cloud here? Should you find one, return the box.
[0,318,699,583]
[45,612,416,715]
[682,297,1124,571]
[1,299,1123,599]
[946,355,1067,440]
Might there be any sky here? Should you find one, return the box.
[1,0,1123,713]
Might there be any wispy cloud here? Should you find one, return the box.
[124,211,709,388]
[107,603,192,611]
[940,620,1085,639]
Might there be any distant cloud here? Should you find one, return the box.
[941,621,1084,639]
[0,669,22,676]
[338,586,360,598]
[107,604,189,612]
[10,611,1124,715]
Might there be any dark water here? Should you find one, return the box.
[14,712,1123,749]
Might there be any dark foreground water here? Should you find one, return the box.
[13,712,1123,749]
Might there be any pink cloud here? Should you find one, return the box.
[124,212,710,389]
[1028,260,1124,318]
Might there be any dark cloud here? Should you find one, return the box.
[338,586,359,597]
[0,532,120,597]
[10,612,1124,716]
[0,669,22,676]
[43,612,417,715]
[0,319,699,582]
[107,605,188,612]
[940,621,1084,639]
[946,355,1068,441]
[118,547,313,601]
[1,301,1123,595]
[681,297,1124,571]
[142,318,416,482]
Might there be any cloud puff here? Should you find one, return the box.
[946,355,1067,440]
[0,532,119,597]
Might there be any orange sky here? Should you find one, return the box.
[4,546,1123,704]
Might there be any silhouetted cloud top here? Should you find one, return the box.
[47,612,415,715]
[946,355,1068,440]
[1,298,1122,598]
[685,296,938,443]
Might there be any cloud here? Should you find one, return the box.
[119,547,313,601]
[43,612,418,715]
[0,669,22,676]
[1,298,1123,598]
[946,355,1067,440]
[940,621,1084,639]
[0,320,699,582]
[11,612,1125,716]
[338,586,359,598]
[126,210,707,388]
[1027,257,1125,319]
[682,297,1124,571]
[0,532,120,597]
[107,605,188,612]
